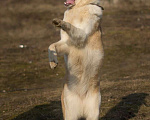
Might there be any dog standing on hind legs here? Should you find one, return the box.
[48,0,104,119]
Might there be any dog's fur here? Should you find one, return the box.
[48,0,104,119]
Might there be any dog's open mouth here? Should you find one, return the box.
[64,0,75,7]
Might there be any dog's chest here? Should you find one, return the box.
[63,8,89,27]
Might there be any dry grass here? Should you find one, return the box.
[0,0,150,120]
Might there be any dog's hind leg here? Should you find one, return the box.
[84,90,101,120]
[61,89,66,120]
[63,85,83,120]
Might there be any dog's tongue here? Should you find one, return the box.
[64,0,75,6]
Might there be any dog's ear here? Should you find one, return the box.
[100,6,104,10]
[90,3,104,10]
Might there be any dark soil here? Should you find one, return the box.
[0,0,150,120]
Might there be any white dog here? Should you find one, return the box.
[48,0,104,119]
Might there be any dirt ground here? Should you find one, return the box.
[0,0,150,120]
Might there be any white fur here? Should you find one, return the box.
[64,85,101,120]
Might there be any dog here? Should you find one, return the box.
[48,0,104,119]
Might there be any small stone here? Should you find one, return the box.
[2,90,6,93]
[24,89,27,91]
[19,44,27,48]
[19,45,24,48]
[137,18,140,21]
[29,61,32,64]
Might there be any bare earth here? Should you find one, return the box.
[0,0,150,120]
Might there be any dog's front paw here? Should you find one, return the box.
[52,18,62,27]
[48,47,58,69]
[49,61,58,69]
[49,54,58,69]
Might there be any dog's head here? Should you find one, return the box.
[64,0,100,8]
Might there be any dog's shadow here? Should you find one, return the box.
[12,93,148,120]
[12,101,63,120]
[101,93,148,120]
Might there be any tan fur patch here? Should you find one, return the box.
[49,0,103,119]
